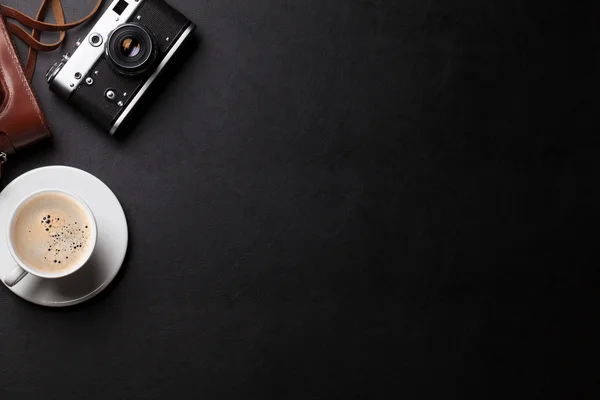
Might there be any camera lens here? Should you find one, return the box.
[120,37,142,58]
[106,24,156,76]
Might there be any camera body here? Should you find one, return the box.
[47,0,195,135]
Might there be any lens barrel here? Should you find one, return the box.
[106,23,156,76]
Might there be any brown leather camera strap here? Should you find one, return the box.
[0,0,103,80]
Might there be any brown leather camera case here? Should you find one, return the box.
[0,9,51,177]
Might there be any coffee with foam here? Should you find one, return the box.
[10,192,93,273]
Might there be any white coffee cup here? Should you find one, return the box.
[3,189,98,287]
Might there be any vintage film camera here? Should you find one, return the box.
[47,0,195,134]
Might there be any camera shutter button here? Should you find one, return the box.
[106,90,116,100]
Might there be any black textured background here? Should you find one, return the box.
[1,0,600,398]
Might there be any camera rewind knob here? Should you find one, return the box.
[46,61,62,83]
[46,52,71,83]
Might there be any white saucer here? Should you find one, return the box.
[0,166,128,307]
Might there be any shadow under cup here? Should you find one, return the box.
[6,190,98,281]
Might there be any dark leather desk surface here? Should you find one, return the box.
[1,0,599,398]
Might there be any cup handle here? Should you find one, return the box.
[3,265,28,287]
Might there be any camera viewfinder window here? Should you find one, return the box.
[113,0,128,16]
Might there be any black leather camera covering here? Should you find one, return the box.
[71,58,142,129]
